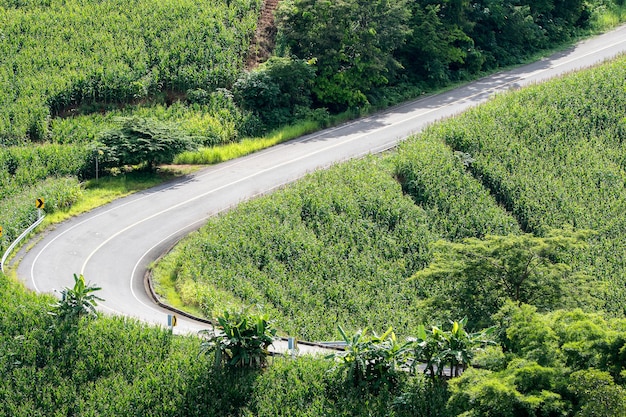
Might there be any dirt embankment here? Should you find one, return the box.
[246,0,280,70]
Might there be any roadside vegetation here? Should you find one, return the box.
[154,55,626,340]
[1,271,625,416]
[1,0,626,415]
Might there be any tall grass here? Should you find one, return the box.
[174,120,321,165]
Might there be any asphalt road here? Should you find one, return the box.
[15,25,626,344]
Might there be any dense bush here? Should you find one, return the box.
[277,0,411,111]
[277,0,623,109]
[233,57,316,131]
[448,304,626,417]
[98,117,196,171]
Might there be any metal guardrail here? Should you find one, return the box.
[1,215,46,274]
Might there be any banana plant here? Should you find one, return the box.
[200,309,277,369]
[330,325,412,391]
[410,319,495,379]
[50,274,103,323]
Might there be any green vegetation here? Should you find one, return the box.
[448,304,626,417]
[276,0,624,111]
[98,117,195,171]
[2,270,624,416]
[200,309,277,369]
[153,152,522,340]
[154,55,626,342]
[2,0,626,415]
[414,229,595,328]
[173,119,322,165]
[50,273,103,322]
[426,55,626,316]
[0,0,260,145]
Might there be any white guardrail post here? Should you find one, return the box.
[1,215,46,274]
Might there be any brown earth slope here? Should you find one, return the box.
[246,0,279,69]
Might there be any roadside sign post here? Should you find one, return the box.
[167,314,177,332]
[287,337,298,357]
[36,198,44,219]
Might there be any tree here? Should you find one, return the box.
[277,0,411,110]
[412,228,592,327]
[233,57,316,129]
[99,117,195,171]
[568,369,626,417]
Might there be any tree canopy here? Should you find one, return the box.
[277,0,411,110]
[99,117,196,171]
[412,228,594,328]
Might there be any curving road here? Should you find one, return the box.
[15,25,626,340]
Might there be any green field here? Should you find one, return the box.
[0,0,260,145]
[154,55,626,340]
[1,1,626,414]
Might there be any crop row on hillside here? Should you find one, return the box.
[422,55,626,315]
[0,0,260,144]
[153,147,519,340]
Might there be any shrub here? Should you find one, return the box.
[99,117,196,171]
[199,309,277,369]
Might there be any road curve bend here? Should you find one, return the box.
[15,25,626,336]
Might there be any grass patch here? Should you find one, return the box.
[174,120,321,165]
[591,3,626,31]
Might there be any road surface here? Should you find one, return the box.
[14,25,626,346]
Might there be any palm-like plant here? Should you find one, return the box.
[51,274,103,322]
[199,309,277,369]
[330,326,411,391]
[410,319,495,379]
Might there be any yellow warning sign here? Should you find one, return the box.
[36,198,45,209]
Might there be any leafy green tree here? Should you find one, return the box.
[50,273,103,323]
[568,369,626,417]
[495,302,564,367]
[447,363,569,417]
[413,228,592,327]
[199,309,277,369]
[398,2,482,84]
[233,57,316,129]
[277,0,411,110]
[99,117,195,171]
